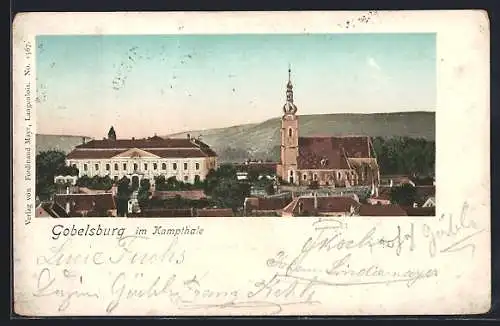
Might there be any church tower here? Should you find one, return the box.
[278,66,299,184]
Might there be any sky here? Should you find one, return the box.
[36,33,436,138]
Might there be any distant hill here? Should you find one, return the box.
[165,111,435,162]
[35,111,435,162]
[36,134,93,154]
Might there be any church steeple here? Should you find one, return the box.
[283,65,297,115]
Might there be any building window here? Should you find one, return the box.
[84,164,88,171]
[144,163,148,171]
[184,162,188,170]
[153,163,158,170]
[114,163,119,171]
[337,172,341,179]
[113,176,118,182]
[288,128,292,137]
[298,202,304,214]
[95,163,99,171]
[106,164,110,171]
[303,174,307,180]
[123,163,127,170]
[133,163,138,171]
[195,162,200,170]
[313,174,318,181]
[162,163,167,170]
[71,164,77,169]
[173,163,177,170]
[194,175,201,183]
[184,175,188,182]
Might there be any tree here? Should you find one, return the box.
[36,150,67,200]
[137,179,151,210]
[247,169,260,182]
[211,178,250,211]
[390,183,417,206]
[265,182,276,195]
[116,176,132,216]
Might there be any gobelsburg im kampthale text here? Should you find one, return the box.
[51,224,204,240]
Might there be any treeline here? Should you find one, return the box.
[217,137,435,177]
[372,137,435,176]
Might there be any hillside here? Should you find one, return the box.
[36,134,93,154]
[165,111,435,162]
[35,112,435,162]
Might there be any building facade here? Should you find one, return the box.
[65,133,217,186]
[276,68,380,187]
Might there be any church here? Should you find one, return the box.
[276,68,380,188]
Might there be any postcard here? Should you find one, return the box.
[12,10,490,316]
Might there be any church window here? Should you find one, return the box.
[84,164,88,171]
[162,163,167,170]
[144,163,148,171]
[106,164,110,171]
[95,163,99,171]
[123,163,127,170]
[195,163,200,170]
[114,163,119,171]
[184,162,188,170]
[173,163,177,170]
[288,128,292,137]
[153,163,158,170]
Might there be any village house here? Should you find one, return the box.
[281,194,360,217]
[53,193,117,217]
[243,195,294,216]
[276,67,380,188]
[64,128,217,186]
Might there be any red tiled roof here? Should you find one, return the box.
[67,150,125,159]
[196,208,233,217]
[77,138,197,149]
[282,195,360,216]
[358,204,408,216]
[67,137,217,159]
[297,136,371,170]
[403,206,435,216]
[54,193,116,213]
[140,208,194,217]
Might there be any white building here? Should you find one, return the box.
[65,134,217,186]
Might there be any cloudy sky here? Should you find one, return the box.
[36,33,436,138]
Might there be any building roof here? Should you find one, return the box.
[140,208,194,217]
[196,208,234,217]
[38,202,69,218]
[297,136,371,170]
[282,195,360,216]
[358,204,408,216]
[54,193,116,213]
[67,136,217,160]
[245,196,293,211]
[403,206,435,216]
